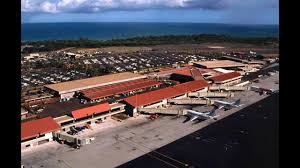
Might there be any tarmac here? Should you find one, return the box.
[118,93,279,168]
[21,71,279,168]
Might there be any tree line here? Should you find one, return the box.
[21,34,279,54]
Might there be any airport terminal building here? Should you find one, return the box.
[21,62,251,151]
[123,80,209,116]
[44,72,146,100]
[193,60,246,70]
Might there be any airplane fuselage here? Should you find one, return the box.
[214,100,242,110]
[186,110,217,121]
[214,100,232,106]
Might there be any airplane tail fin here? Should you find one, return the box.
[233,99,241,106]
[208,108,217,116]
[233,99,244,107]
[183,117,191,123]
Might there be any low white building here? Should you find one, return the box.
[21,117,60,150]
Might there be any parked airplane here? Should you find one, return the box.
[184,108,218,122]
[250,86,279,95]
[213,99,244,110]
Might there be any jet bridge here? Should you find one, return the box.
[208,86,248,91]
[53,132,94,146]
[137,107,187,115]
[188,92,234,98]
[168,98,214,105]
[53,132,81,145]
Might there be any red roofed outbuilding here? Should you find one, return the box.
[71,102,111,119]
[170,68,204,82]
[21,117,60,141]
[21,117,60,149]
[209,72,242,86]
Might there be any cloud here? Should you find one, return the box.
[21,0,278,13]
[183,0,229,9]
[41,1,59,13]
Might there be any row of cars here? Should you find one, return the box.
[22,69,88,88]
[88,52,214,73]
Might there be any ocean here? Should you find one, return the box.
[21,22,279,42]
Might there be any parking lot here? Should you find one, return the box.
[22,69,87,87]
[21,50,216,89]
[89,52,213,72]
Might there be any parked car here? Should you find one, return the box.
[72,130,78,135]
[75,126,85,131]
[70,127,79,135]
[67,131,73,135]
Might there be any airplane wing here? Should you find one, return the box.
[239,104,245,107]
[217,105,225,110]
[190,115,199,122]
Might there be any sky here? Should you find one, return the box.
[21,0,279,24]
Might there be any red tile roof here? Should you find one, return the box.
[81,79,161,100]
[172,68,204,81]
[209,72,241,83]
[21,117,60,141]
[71,102,111,119]
[81,79,148,94]
[173,69,192,77]
[190,69,204,80]
[124,80,209,108]
[159,67,175,72]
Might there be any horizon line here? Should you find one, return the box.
[21,21,279,26]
